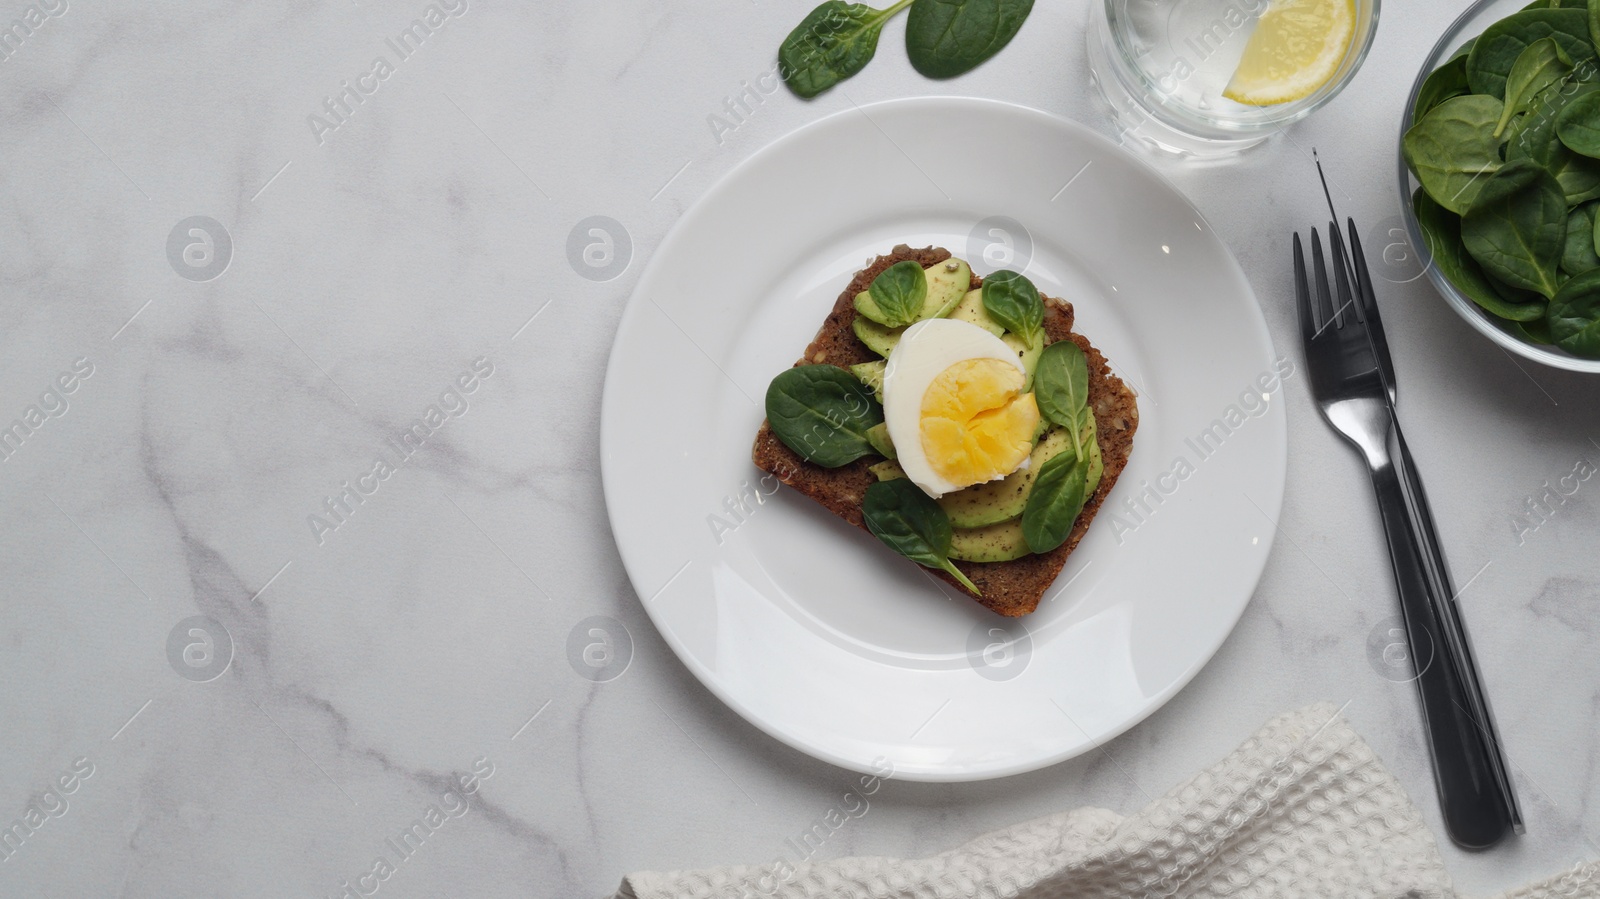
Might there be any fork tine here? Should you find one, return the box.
[1310,227,1334,334]
[1346,217,1378,319]
[1293,232,1317,340]
[1328,222,1360,326]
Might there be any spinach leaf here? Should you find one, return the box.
[1563,202,1600,273]
[1489,271,1549,304]
[1466,8,1594,98]
[1496,38,1572,136]
[779,0,912,98]
[1507,80,1600,204]
[1557,88,1600,155]
[1020,451,1089,554]
[1547,267,1600,353]
[1414,188,1549,320]
[765,365,884,467]
[866,260,929,327]
[1461,159,1568,298]
[1591,0,1600,49]
[904,0,1034,79]
[1505,81,1567,163]
[979,269,1044,344]
[1551,149,1600,204]
[1514,317,1557,342]
[1032,340,1094,462]
[1593,190,1600,254]
[861,479,981,593]
[1503,87,1548,156]
[1414,50,1472,126]
[1404,94,1505,214]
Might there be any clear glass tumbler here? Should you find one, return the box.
[1088,0,1380,158]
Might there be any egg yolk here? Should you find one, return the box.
[919,358,1040,489]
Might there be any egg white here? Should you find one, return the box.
[882,318,1031,499]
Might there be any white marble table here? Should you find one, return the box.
[1,1,1597,896]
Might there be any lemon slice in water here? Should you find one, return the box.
[1223,0,1356,106]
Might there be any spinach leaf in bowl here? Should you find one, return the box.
[1414,188,1549,321]
[1415,39,1476,126]
[1504,77,1597,164]
[1489,269,1552,305]
[1404,94,1506,214]
[1461,159,1567,298]
[1496,37,1573,136]
[1556,88,1600,155]
[1505,78,1600,204]
[1466,8,1594,98]
[1593,187,1600,253]
[1514,317,1557,342]
[1562,201,1600,272]
[1548,266,1600,352]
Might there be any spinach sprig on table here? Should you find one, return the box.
[1404,0,1600,357]
[777,0,1034,98]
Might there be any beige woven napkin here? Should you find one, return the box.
[613,703,1598,899]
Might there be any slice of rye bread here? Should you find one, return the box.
[751,244,1139,617]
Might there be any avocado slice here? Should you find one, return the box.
[855,305,1032,363]
[938,427,1071,528]
[849,360,886,403]
[922,258,972,318]
[871,422,1105,564]
[948,421,1103,562]
[853,258,972,327]
[865,422,895,460]
[949,517,1030,563]
[869,459,905,481]
[949,288,1005,336]
[866,428,1072,529]
[1085,419,1103,496]
[853,316,903,358]
[1003,331,1044,392]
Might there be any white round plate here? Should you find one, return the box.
[600,97,1286,782]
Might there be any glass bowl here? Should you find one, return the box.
[1398,0,1600,373]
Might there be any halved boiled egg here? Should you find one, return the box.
[882,318,1040,499]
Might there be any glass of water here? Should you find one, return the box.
[1088,0,1380,157]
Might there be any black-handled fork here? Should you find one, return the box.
[1293,228,1518,850]
[1341,220,1524,843]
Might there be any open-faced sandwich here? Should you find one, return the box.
[752,244,1139,617]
